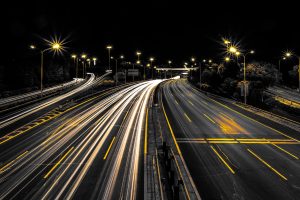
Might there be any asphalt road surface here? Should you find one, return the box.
[161,79,300,200]
[0,80,161,200]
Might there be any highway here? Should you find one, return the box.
[267,86,300,103]
[0,80,161,199]
[160,79,300,200]
[0,73,98,130]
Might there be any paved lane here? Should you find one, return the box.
[0,80,161,200]
[161,79,300,200]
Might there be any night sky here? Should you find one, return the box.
[1,0,299,65]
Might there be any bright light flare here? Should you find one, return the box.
[44,35,67,55]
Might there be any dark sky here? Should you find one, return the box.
[1,0,299,65]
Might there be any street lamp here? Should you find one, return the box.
[71,54,79,79]
[106,45,112,70]
[114,55,124,85]
[277,57,286,82]
[150,57,154,79]
[81,54,87,78]
[284,51,300,92]
[92,57,97,66]
[240,50,255,104]
[30,40,63,95]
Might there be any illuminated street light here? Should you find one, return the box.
[106,45,112,70]
[71,54,79,78]
[81,54,87,59]
[208,59,212,63]
[225,57,230,62]
[229,46,238,53]
[283,50,300,92]
[149,57,154,79]
[30,37,64,95]
[30,45,36,49]
[92,57,97,66]
[191,57,195,62]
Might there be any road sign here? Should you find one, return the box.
[240,81,249,96]
[127,69,139,76]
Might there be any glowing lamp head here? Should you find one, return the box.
[250,50,255,54]
[71,54,77,58]
[225,57,230,62]
[191,57,195,62]
[30,45,36,49]
[120,55,124,59]
[106,45,112,49]
[235,51,241,56]
[168,60,172,64]
[286,52,292,57]
[137,60,141,64]
[208,59,212,63]
[150,57,154,61]
[229,46,237,53]
[92,57,97,61]
[136,51,141,56]
[224,40,231,45]
[81,54,87,59]
[52,43,61,50]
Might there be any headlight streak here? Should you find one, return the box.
[0,73,96,129]
[0,80,162,199]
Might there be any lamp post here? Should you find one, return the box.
[277,57,286,82]
[285,52,300,93]
[81,54,87,78]
[240,50,255,104]
[114,55,124,85]
[30,42,62,96]
[168,60,172,78]
[150,57,154,79]
[136,51,141,81]
[106,45,112,70]
[71,54,78,79]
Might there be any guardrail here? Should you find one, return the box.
[265,90,300,109]
[0,78,85,109]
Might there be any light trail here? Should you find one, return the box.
[0,80,162,199]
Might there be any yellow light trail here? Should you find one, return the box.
[210,145,235,174]
[247,148,288,181]
[44,147,74,179]
[103,137,116,160]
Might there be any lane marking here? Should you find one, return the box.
[210,145,235,174]
[44,147,74,179]
[271,143,299,160]
[0,151,29,173]
[184,113,192,123]
[103,137,116,160]
[162,103,182,155]
[247,148,288,181]
[175,100,179,105]
[206,96,299,142]
[144,108,149,154]
[203,113,216,124]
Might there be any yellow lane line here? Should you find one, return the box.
[247,148,287,181]
[144,108,149,154]
[162,103,182,155]
[44,147,74,179]
[210,145,235,174]
[103,137,116,160]
[184,113,192,123]
[203,113,216,124]
[271,144,299,160]
[0,151,29,173]
[206,97,299,142]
